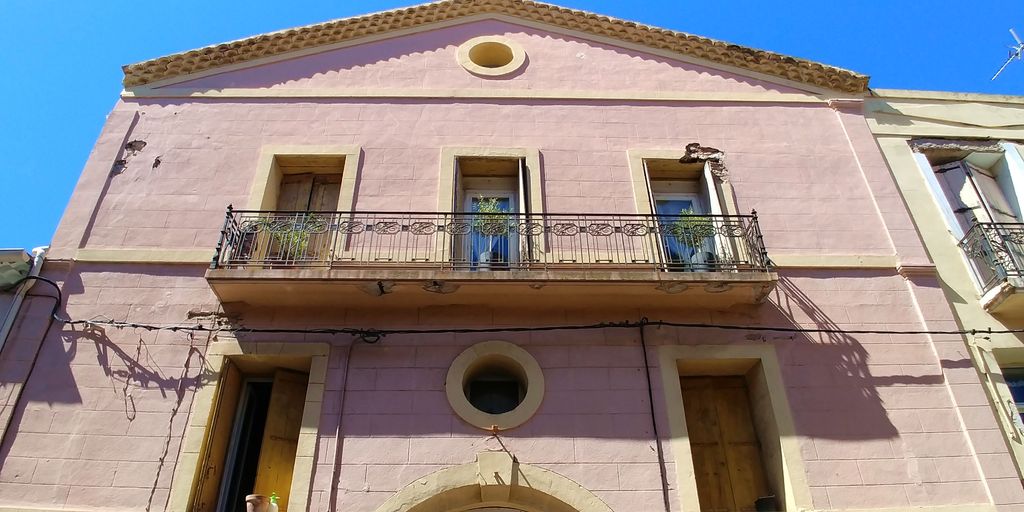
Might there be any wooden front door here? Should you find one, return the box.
[252,369,308,511]
[681,376,771,512]
[192,362,243,512]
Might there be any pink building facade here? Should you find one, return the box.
[1,1,1022,511]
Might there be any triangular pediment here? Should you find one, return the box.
[158,19,815,94]
[123,0,868,93]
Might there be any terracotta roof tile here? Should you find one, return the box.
[122,0,868,93]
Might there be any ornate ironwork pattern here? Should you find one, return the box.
[622,224,649,237]
[476,221,511,237]
[445,221,472,236]
[409,222,437,235]
[337,221,366,234]
[959,222,1024,293]
[586,223,614,237]
[373,221,402,235]
[518,222,544,236]
[551,223,580,237]
[212,208,772,273]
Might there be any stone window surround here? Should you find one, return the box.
[437,146,544,214]
[908,140,1024,298]
[456,35,528,77]
[657,344,813,512]
[445,340,545,431]
[165,340,329,512]
[626,146,738,217]
[245,145,362,211]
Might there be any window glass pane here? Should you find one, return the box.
[469,196,512,268]
[655,198,702,268]
[1004,368,1024,405]
[468,380,521,414]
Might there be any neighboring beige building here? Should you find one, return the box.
[867,89,1024,477]
[0,249,34,354]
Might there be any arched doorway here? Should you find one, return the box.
[373,452,613,512]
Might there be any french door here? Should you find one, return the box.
[653,194,711,270]
[465,193,517,270]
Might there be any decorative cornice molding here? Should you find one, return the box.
[909,138,1005,154]
[121,0,869,93]
[827,98,864,110]
[679,142,729,182]
[897,264,939,278]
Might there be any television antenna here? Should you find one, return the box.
[992,28,1024,80]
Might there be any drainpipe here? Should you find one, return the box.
[0,246,48,355]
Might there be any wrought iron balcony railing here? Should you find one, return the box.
[959,222,1024,292]
[211,207,772,274]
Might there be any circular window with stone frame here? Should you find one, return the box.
[446,340,544,430]
[457,36,527,77]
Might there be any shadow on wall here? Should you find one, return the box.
[0,321,216,511]
[0,265,218,512]
[218,270,946,443]
[766,271,946,441]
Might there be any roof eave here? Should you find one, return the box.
[121,0,869,94]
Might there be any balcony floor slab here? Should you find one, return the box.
[206,267,777,310]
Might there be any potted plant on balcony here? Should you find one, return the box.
[256,213,329,262]
[670,208,717,272]
[472,197,511,270]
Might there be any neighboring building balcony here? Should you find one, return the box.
[960,222,1024,313]
[206,207,777,309]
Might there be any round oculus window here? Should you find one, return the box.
[464,357,526,415]
[468,41,515,68]
[457,36,527,77]
[446,341,544,430]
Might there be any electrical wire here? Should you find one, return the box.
[328,339,356,512]
[0,279,63,454]
[638,318,672,512]
[1,275,70,322]
[5,275,1021,341]
[53,316,1018,340]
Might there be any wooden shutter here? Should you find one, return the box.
[969,163,1019,223]
[935,161,992,232]
[681,376,771,512]
[454,159,464,211]
[192,360,243,512]
[253,370,309,512]
[517,158,528,215]
[700,163,723,215]
[700,163,727,262]
[642,160,657,214]
[277,174,315,211]
[516,158,532,264]
[307,175,342,260]
[278,174,342,212]
[309,175,342,212]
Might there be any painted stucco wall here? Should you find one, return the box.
[866,90,1024,506]
[0,267,1016,511]
[70,99,897,258]
[1,19,1021,512]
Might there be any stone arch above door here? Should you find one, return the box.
[372,452,614,512]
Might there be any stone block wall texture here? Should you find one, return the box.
[1,18,1021,512]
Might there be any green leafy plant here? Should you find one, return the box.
[472,196,511,235]
[258,213,328,259]
[669,208,716,241]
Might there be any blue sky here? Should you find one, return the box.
[1,0,1021,250]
